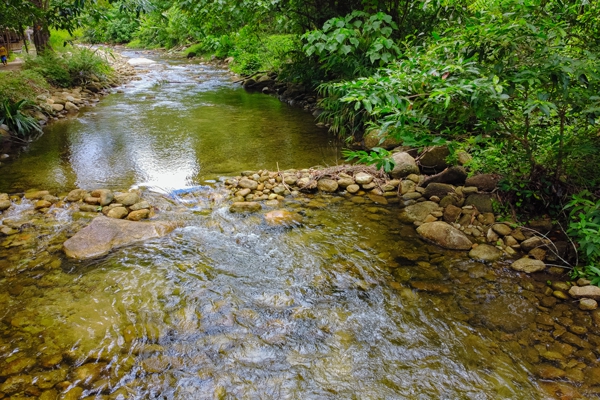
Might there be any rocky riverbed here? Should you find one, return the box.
[1,164,600,397]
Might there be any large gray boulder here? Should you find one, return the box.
[398,201,441,224]
[390,152,419,179]
[416,221,473,250]
[63,216,178,260]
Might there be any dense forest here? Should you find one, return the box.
[2,0,600,283]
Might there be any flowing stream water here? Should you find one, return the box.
[0,52,596,399]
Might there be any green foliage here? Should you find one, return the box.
[24,47,113,88]
[84,5,140,44]
[49,28,83,48]
[183,30,300,76]
[318,1,600,203]
[303,11,401,80]
[566,191,600,262]
[342,147,395,172]
[228,29,299,75]
[126,38,143,48]
[571,265,600,286]
[565,191,600,286]
[0,71,50,103]
[136,4,195,48]
[0,99,42,138]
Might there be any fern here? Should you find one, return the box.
[468,0,500,12]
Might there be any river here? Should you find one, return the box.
[0,52,595,399]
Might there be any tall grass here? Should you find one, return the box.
[24,46,113,88]
[0,70,49,103]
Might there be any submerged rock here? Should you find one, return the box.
[63,216,179,260]
[0,357,36,377]
[416,221,472,250]
[264,210,303,227]
[474,293,537,333]
[0,374,33,394]
[410,281,452,294]
[229,202,261,213]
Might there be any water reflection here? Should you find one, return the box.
[0,58,339,192]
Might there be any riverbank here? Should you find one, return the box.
[0,47,141,160]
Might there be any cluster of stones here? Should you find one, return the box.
[29,51,138,124]
[64,188,152,221]
[0,188,152,225]
[223,147,600,308]
[0,348,135,400]
[224,168,398,213]
[34,87,102,121]
[519,280,600,385]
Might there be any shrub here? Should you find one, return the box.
[0,99,42,138]
[565,191,600,286]
[49,29,84,48]
[302,11,401,80]
[24,47,113,88]
[321,4,600,211]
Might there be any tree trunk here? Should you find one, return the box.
[19,27,29,54]
[33,22,51,54]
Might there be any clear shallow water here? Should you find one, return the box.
[0,53,594,399]
[0,195,546,399]
[0,53,340,193]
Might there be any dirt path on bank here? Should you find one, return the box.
[0,57,24,72]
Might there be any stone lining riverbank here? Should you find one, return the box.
[0,49,141,160]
